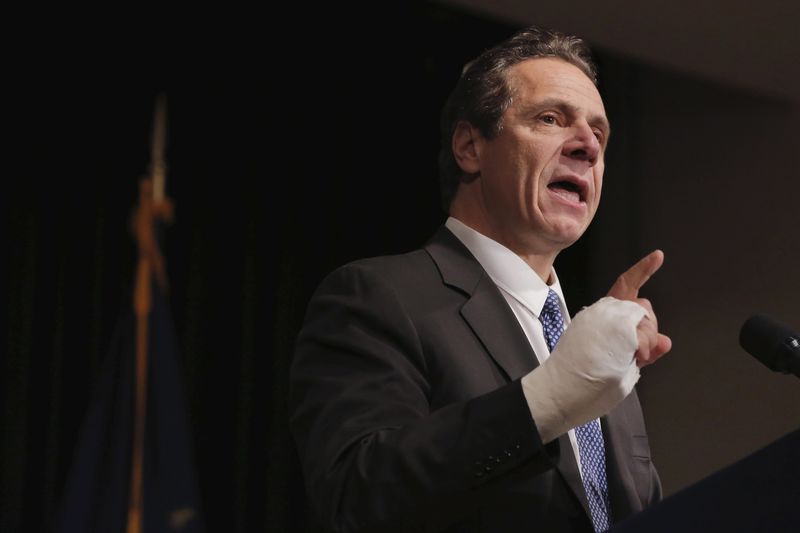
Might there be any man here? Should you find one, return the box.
[289,26,671,533]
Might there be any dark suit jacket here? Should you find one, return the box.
[289,226,662,533]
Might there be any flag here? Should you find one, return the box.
[54,273,204,533]
[54,94,201,533]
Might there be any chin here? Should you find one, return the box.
[549,219,590,244]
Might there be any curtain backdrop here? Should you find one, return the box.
[3,4,639,531]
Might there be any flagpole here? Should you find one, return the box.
[127,95,173,533]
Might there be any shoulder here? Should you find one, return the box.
[313,248,440,305]
[316,225,474,295]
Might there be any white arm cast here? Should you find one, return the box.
[521,297,647,443]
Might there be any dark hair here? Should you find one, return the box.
[437,26,598,212]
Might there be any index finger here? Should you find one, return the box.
[607,249,664,300]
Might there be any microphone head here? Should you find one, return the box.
[739,313,800,375]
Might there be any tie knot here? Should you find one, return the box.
[542,289,562,317]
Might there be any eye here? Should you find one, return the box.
[539,113,558,125]
[592,128,606,145]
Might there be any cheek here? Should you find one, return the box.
[593,167,604,201]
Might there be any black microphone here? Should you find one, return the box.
[739,314,800,378]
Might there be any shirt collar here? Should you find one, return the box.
[445,217,567,318]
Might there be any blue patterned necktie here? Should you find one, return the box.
[540,289,613,532]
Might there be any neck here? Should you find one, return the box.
[448,211,557,283]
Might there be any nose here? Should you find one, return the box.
[562,121,601,165]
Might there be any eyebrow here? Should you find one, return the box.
[522,97,612,138]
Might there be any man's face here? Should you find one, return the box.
[458,57,609,258]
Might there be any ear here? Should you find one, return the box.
[452,120,482,175]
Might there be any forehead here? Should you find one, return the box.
[506,57,606,115]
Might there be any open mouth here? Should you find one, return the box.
[547,180,585,203]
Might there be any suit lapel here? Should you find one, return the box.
[425,226,537,381]
[460,280,538,381]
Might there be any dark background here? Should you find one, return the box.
[4,2,799,532]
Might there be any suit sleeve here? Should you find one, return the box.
[288,262,560,533]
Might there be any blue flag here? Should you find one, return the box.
[54,278,204,533]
